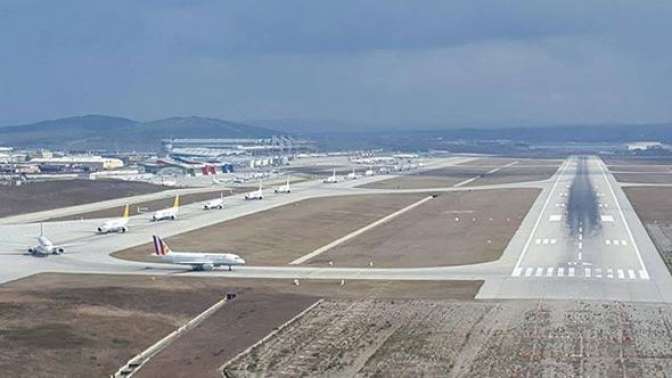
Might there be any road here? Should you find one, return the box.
[2,155,672,303]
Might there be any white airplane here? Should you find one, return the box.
[212,176,226,185]
[97,204,131,234]
[152,235,245,271]
[346,167,359,180]
[274,178,291,194]
[364,167,375,176]
[244,182,264,200]
[151,195,180,221]
[323,168,339,184]
[203,193,225,210]
[24,224,79,256]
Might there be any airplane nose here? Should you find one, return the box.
[239,258,246,264]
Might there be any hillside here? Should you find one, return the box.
[0,115,280,151]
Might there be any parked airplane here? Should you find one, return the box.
[97,204,130,233]
[203,193,225,210]
[346,167,359,180]
[323,168,339,183]
[244,182,264,200]
[274,178,291,194]
[151,195,180,221]
[152,235,246,271]
[364,167,375,177]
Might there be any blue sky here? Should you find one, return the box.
[1,1,671,128]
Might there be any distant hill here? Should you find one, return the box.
[0,115,281,151]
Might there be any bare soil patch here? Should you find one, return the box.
[0,273,480,377]
[608,164,672,173]
[464,165,558,186]
[113,194,427,265]
[624,187,672,272]
[47,187,251,221]
[359,166,493,189]
[0,179,167,218]
[308,189,539,267]
[224,299,672,377]
[614,172,672,184]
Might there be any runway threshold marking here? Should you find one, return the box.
[511,159,570,277]
[288,195,435,265]
[598,159,650,279]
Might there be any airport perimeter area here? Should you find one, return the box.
[5,155,672,376]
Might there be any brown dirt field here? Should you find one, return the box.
[358,166,493,189]
[0,179,168,218]
[113,193,428,265]
[613,173,672,184]
[624,187,672,223]
[46,187,252,222]
[458,158,563,167]
[457,157,519,166]
[602,157,672,165]
[225,299,672,377]
[608,164,672,173]
[135,292,318,378]
[623,187,672,273]
[464,165,558,186]
[308,188,540,267]
[0,273,481,377]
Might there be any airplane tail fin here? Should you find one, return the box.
[39,222,44,237]
[152,235,171,256]
[172,195,180,209]
[122,204,130,219]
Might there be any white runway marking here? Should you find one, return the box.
[618,269,625,279]
[543,238,549,245]
[568,267,575,277]
[599,160,649,278]
[558,267,564,277]
[595,268,602,278]
[607,269,614,278]
[525,267,533,277]
[550,239,557,245]
[585,268,591,278]
[546,267,554,277]
[535,267,543,277]
[628,269,636,279]
[640,270,650,280]
[601,215,615,222]
[605,240,611,245]
[512,268,522,277]
[549,215,562,222]
[511,161,569,276]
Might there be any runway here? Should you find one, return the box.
[2,155,672,303]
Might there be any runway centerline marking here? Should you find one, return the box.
[512,159,570,276]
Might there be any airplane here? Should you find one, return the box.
[212,176,226,185]
[244,182,264,200]
[274,178,291,194]
[203,193,225,210]
[151,195,180,221]
[152,235,245,271]
[346,167,359,180]
[323,168,339,184]
[97,204,130,234]
[364,167,375,176]
[24,223,79,256]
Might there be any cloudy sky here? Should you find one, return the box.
[1,1,671,129]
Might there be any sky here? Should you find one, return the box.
[1,1,671,129]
